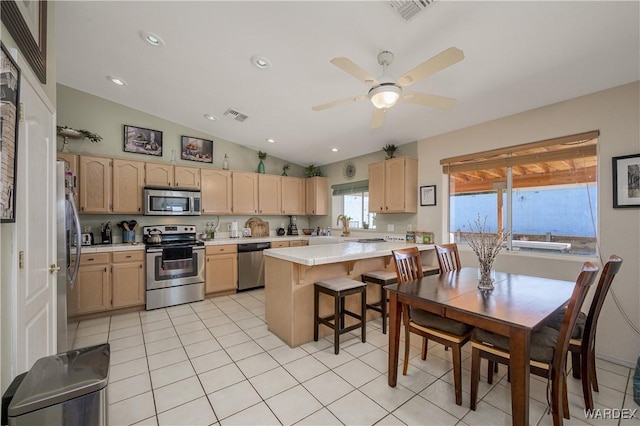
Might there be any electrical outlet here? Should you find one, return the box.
[387,224,394,232]
[407,224,412,231]
[227,223,231,231]
[83,226,91,233]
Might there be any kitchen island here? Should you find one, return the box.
[264,241,436,347]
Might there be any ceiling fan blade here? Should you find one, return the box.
[400,92,456,109]
[397,47,464,87]
[371,108,386,129]
[331,57,379,86]
[312,95,367,111]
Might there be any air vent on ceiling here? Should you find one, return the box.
[223,108,249,122]
[388,0,435,21]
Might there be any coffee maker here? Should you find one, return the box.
[287,216,298,236]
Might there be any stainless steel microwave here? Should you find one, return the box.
[144,188,201,216]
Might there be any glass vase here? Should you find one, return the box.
[477,261,495,291]
[258,159,265,174]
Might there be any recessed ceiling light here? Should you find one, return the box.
[331,148,339,152]
[251,55,271,69]
[107,76,126,86]
[140,31,164,47]
[266,138,276,143]
[204,114,218,121]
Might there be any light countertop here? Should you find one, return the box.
[264,242,435,266]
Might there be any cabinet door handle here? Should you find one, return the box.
[126,255,132,258]
[207,257,209,262]
[104,267,107,272]
[87,258,95,261]
[139,264,143,269]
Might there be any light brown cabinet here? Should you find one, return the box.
[271,241,290,248]
[290,240,307,247]
[57,152,78,177]
[68,250,145,316]
[174,166,200,189]
[79,156,112,213]
[145,163,174,187]
[112,159,145,213]
[145,163,200,189]
[111,251,145,309]
[305,176,328,215]
[205,245,237,294]
[68,253,111,316]
[201,169,232,215]
[258,174,281,215]
[232,171,258,214]
[281,176,305,215]
[368,157,418,213]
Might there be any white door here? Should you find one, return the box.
[15,72,56,371]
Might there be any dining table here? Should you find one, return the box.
[386,267,576,426]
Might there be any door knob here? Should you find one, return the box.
[49,263,61,274]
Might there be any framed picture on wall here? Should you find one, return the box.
[612,153,640,208]
[420,185,436,206]
[1,42,21,223]
[181,136,213,163]
[124,125,163,156]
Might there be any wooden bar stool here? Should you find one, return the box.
[314,277,366,354]
[362,265,440,334]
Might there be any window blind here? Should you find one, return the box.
[440,130,599,174]
[331,180,369,196]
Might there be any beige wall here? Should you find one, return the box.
[417,81,640,366]
[56,85,314,235]
[312,143,419,233]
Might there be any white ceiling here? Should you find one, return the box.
[55,1,640,166]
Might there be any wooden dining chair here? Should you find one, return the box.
[392,247,472,406]
[543,255,623,410]
[435,243,462,272]
[469,262,600,425]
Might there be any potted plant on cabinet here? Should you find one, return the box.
[382,144,398,159]
[337,214,352,236]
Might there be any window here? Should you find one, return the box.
[331,180,375,229]
[443,131,598,256]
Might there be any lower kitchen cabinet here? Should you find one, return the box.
[271,241,290,248]
[112,251,145,308]
[68,253,111,316]
[206,245,238,295]
[290,240,308,247]
[68,250,145,317]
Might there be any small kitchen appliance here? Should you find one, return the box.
[242,228,252,237]
[230,221,239,238]
[287,216,298,236]
[81,233,94,246]
[144,188,201,216]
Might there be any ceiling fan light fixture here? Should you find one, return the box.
[369,84,401,109]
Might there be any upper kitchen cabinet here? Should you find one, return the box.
[232,171,258,214]
[174,166,200,189]
[201,169,232,215]
[79,155,112,213]
[369,157,418,213]
[57,152,78,177]
[112,159,145,213]
[258,174,281,215]
[305,176,328,215]
[281,176,305,215]
[145,162,174,187]
[144,163,200,189]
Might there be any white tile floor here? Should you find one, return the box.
[68,289,639,426]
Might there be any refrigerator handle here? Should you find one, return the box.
[68,198,82,288]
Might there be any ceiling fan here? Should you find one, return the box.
[312,48,464,128]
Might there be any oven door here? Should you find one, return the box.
[146,246,205,290]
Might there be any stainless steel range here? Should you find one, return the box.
[143,225,205,310]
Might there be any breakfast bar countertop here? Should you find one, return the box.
[264,241,435,266]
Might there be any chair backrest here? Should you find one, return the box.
[435,243,462,273]
[552,262,600,374]
[582,255,623,348]
[392,247,424,283]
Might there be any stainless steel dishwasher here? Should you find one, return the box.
[237,242,271,290]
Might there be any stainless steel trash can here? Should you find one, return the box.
[7,343,110,426]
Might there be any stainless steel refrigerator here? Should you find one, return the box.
[56,161,81,353]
